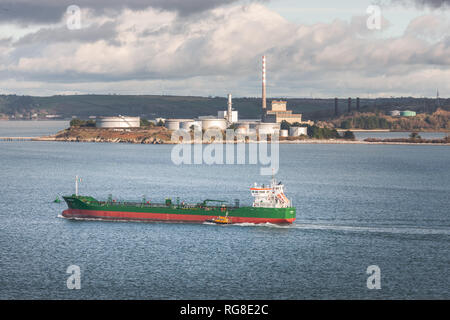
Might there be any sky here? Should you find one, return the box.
[0,0,449,98]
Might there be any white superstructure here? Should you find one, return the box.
[250,177,291,208]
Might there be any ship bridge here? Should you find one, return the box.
[250,178,291,208]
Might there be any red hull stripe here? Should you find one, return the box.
[62,209,295,224]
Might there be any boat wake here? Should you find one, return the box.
[230,222,287,228]
[224,221,450,235]
[59,215,449,235]
[292,223,450,236]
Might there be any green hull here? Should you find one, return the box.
[62,195,296,224]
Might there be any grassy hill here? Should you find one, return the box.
[0,94,448,121]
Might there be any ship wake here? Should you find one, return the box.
[226,221,450,235]
[293,223,450,236]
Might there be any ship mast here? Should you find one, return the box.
[75,175,81,196]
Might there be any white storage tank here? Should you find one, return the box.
[201,119,227,131]
[280,129,289,137]
[289,126,308,137]
[180,120,201,131]
[96,116,140,128]
[165,119,181,130]
[235,123,250,134]
[165,119,195,131]
[257,122,280,135]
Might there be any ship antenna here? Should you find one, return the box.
[75,175,81,196]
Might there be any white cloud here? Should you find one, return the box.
[0,3,449,97]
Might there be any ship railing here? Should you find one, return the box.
[87,200,170,208]
[85,200,242,210]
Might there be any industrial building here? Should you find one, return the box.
[264,100,303,124]
[96,116,140,128]
[256,122,281,135]
[400,110,416,117]
[180,120,201,131]
[289,127,308,137]
[218,110,238,123]
[218,94,238,124]
[164,118,228,131]
[387,110,416,117]
[389,110,401,116]
[164,119,197,131]
[201,118,227,131]
[259,56,311,127]
[160,56,312,139]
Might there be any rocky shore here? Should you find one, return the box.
[33,126,450,146]
[47,126,173,144]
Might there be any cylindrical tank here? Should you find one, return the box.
[280,129,288,137]
[400,110,416,117]
[235,123,250,135]
[389,110,401,116]
[257,122,280,135]
[238,122,250,129]
[96,116,140,128]
[180,120,201,131]
[289,126,307,137]
[165,119,181,130]
[180,121,192,130]
[201,119,227,131]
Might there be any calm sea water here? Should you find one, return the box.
[354,131,448,141]
[0,121,68,137]
[0,123,449,299]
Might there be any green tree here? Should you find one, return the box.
[307,125,340,139]
[280,120,291,130]
[342,130,355,140]
[341,119,352,129]
[140,118,153,127]
[70,118,84,127]
[69,118,95,127]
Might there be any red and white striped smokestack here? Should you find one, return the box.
[262,55,267,111]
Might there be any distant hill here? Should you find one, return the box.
[326,109,450,131]
[0,94,447,121]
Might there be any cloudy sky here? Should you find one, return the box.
[0,0,449,97]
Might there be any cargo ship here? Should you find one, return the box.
[62,177,296,224]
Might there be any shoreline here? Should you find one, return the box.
[23,136,450,146]
[335,128,450,133]
[2,126,448,145]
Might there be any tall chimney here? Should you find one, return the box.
[334,97,338,116]
[262,55,267,121]
[348,97,352,113]
[437,89,440,108]
[356,97,360,112]
[227,93,233,123]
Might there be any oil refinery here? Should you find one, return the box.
[160,56,311,137]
